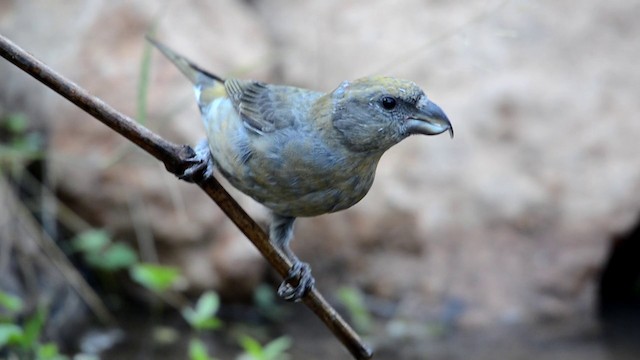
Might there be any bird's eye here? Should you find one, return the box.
[381,96,397,110]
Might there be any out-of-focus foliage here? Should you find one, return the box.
[337,286,373,334]
[0,112,44,175]
[0,292,68,360]
[72,229,139,271]
[130,263,181,293]
[237,335,292,360]
[182,291,223,331]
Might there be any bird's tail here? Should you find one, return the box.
[147,36,227,109]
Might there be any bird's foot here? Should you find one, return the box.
[175,139,214,183]
[277,261,315,302]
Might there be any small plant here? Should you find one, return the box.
[72,229,182,294]
[71,229,138,271]
[0,290,23,316]
[130,263,181,293]
[181,291,223,360]
[237,335,292,360]
[182,291,223,331]
[189,338,219,360]
[0,291,68,360]
[0,112,44,175]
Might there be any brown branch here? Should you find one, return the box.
[0,34,373,359]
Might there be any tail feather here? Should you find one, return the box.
[147,35,227,111]
[146,35,224,85]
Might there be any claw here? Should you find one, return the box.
[178,157,207,182]
[176,140,214,183]
[277,261,315,302]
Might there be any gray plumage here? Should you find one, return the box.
[149,37,453,301]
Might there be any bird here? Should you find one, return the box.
[148,37,453,302]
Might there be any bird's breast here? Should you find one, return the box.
[200,97,381,217]
[244,147,381,217]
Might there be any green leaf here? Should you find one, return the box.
[9,133,42,154]
[195,292,220,319]
[238,335,264,358]
[4,113,28,134]
[20,306,47,348]
[198,317,222,331]
[130,263,180,293]
[182,292,223,330]
[73,230,138,271]
[38,342,58,357]
[189,338,211,360]
[183,309,222,331]
[72,229,110,254]
[88,242,138,271]
[0,291,23,313]
[0,323,23,347]
[237,335,292,360]
[37,342,69,360]
[262,336,292,360]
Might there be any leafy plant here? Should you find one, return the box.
[36,342,68,360]
[182,291,223,331]
[0,294,69,360]
[237,335,292,360]
[0,323,23,348]
[19,305,47,350]
[189,338,220,360]
[71,229,138,271]
[0,291,23,315]
[0,112,44,174]
[71,229,110,253]
[130,263,180,292]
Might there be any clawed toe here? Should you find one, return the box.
[277,261,315,302]
[174,140,214,182]
[178,156,208,182]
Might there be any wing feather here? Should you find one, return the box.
[225,79,316,134]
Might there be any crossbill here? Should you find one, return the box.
[149,38,453,301]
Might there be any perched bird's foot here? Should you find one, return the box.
[277,261,315,302]
[176,139,214,183]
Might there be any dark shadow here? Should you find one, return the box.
[598,214,640,359]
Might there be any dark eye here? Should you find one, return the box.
[381,96,397,110]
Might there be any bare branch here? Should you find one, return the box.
[0,33,373,359]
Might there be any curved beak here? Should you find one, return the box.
[406,100,453,138]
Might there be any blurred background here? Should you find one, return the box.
[1,0,639,359]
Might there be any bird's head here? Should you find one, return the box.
[329,76,452,153]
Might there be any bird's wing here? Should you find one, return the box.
[224,79,300,134]
[148,37,318,134]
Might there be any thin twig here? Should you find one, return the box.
[0,34,373,359]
